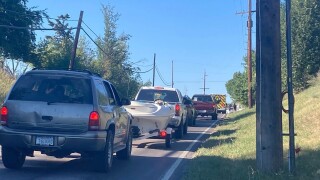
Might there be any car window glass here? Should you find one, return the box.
[8,74,93,104]
[94,79,109,106]
[103,81,116,105]
[192,95,212,102]
[110,84,121,105]
[136,89,179,102]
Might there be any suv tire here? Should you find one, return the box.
[175,120,184,139]
[116,128,132,160]
[183,119,188,135]
[2,146,26,169]
[212,113,217,120]
[96,129,114,172]
[192,117,196,126]
[165,134,172,148]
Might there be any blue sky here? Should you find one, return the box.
[29,0,254,103]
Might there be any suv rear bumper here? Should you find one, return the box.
[196,109,216,116]
[0,126,107,152]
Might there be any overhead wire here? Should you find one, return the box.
[81,27,152,74]
[81,27,108,56]
[1,8,153,75]
[82,20,101,40]
[135,67,153,73]
[155,65,171,86]
[1,9,78,21]
[0,24,76,30]
[82,20,145,67]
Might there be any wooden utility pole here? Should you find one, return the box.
[247,0,253,108]
[236,0,254,108]
[171,60,174,88]
[69,11,83,70]
[256,0,283,172]
[200,71,209,94]
[152,53,156,86]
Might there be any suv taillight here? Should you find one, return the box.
[1,106,8,125]
[175,104,181,116]
[89,111,100,130]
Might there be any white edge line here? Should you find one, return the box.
[161,120,219,180]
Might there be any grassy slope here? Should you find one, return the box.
[184,77,320,180]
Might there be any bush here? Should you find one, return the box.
[0,70,15,103]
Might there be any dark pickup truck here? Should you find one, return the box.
[192,94,218,120]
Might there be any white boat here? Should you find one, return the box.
[125,100,174,137]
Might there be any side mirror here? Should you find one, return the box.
[121,98,131,106]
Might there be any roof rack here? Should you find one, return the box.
[31,68,101,77]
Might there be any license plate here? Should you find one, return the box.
[35,136,54,146]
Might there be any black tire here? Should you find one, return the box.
[192,117,196,126]
[96,129,114,172]
[183,119,188,135]
[193,112,197,126]
[116,127,132,160]
[175,120,184,139]
[2,146,26,169]
[187,116,192,126]
[212,113,217,120]
[165,134,172,148]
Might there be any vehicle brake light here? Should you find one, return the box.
[154,86,164,90]
[175,104,180,116]
[1,106,8,125]
[89,111,100,130]
[159,130,167,138]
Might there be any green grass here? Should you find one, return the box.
[184,76,320,180]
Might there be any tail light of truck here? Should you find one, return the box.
[89,111,100,130]
[159,130,167,138]
[175,104,181,116]
[1,106,8,125]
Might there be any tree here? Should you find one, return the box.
[75,36,96,70]
[0,0,45,65]
[226,71,248,105]
[35,14,74,69]
[225,51,256,106]
[281,0,320,91]
[95,5,142,99]
[3,59,30,78]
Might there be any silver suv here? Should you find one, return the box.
[0,69,132,172]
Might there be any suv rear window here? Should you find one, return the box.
[9,74,93,104]
[136,89,179,102]
[192,95,213,102]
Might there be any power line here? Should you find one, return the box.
[156,65,170,86]
[81,21,138,66]
[135,67,153,74]
[81,27,108,56]
[175,80,227,83]
[0,24,76,30]
[81,27,149,75]
[82,20,101,40]
[1,9,78,21]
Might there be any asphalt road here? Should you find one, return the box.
[0,115,223,180]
